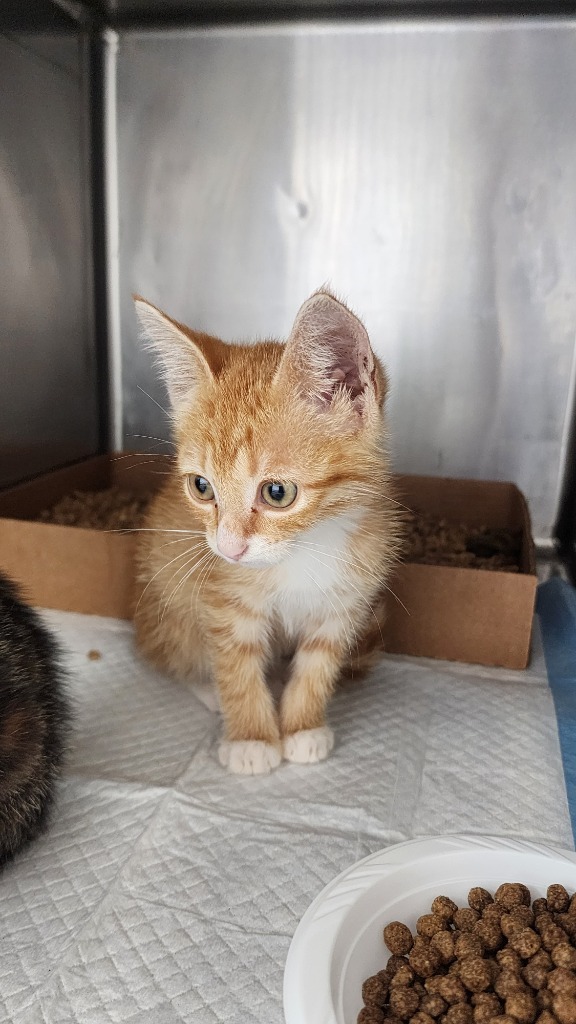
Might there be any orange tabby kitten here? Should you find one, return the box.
[133,290,402,774]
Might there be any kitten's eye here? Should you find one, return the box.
[188,475,215,502]
[260,481,297,508]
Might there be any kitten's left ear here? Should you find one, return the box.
[277,291,383,423]
[134,296,226,416]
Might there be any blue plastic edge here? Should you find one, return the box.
[537,577,576,844]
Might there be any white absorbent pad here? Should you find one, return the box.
[1,610,572,1024]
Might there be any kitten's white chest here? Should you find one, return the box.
[272,514,358,634]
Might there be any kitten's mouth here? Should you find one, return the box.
[240,556,279,569]
[218,552,247,565]
[218,552,278,569]
[209,539,286,569]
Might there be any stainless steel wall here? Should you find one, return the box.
[0,23,99,487]
[115,20,576,540]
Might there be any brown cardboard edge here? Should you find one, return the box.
[515,486,537,576]
[0,517,136,618]
[397,473,525,530]
[384,561,537,669]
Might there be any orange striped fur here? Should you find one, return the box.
[133,290,403,774]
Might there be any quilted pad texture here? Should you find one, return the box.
[1,610,572,1023]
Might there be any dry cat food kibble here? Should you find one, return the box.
[358,884,576,1024]
[403,511,522,572]
[38,486,149,531]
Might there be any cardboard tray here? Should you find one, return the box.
[0,455,537,669]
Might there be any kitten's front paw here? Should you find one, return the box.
[282,726,334,764]
[218,740,282,775]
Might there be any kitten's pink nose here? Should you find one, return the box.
[217,532,248,561]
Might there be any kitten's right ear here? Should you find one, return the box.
[133,296,214,415]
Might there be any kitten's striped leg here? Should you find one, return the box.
[279,635,346,764]
[209,627,281,775]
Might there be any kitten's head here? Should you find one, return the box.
[135,290,389,567]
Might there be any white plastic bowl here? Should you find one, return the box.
[283,835,576,1024]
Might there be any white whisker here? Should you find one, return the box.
[157,534,207,550]
[348,488,414,513]
[106,527,205,535]
[135,542,205,617]
[298,541,384,589]
[306,552,385,648]
[137,385,170,418]
[192,552,219,620]
[111,451,174,462]
[130,433,175,448]
[159,547,213,622]
[299,541,410,617]
[302,568,357,666]
[111,459,172,472]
